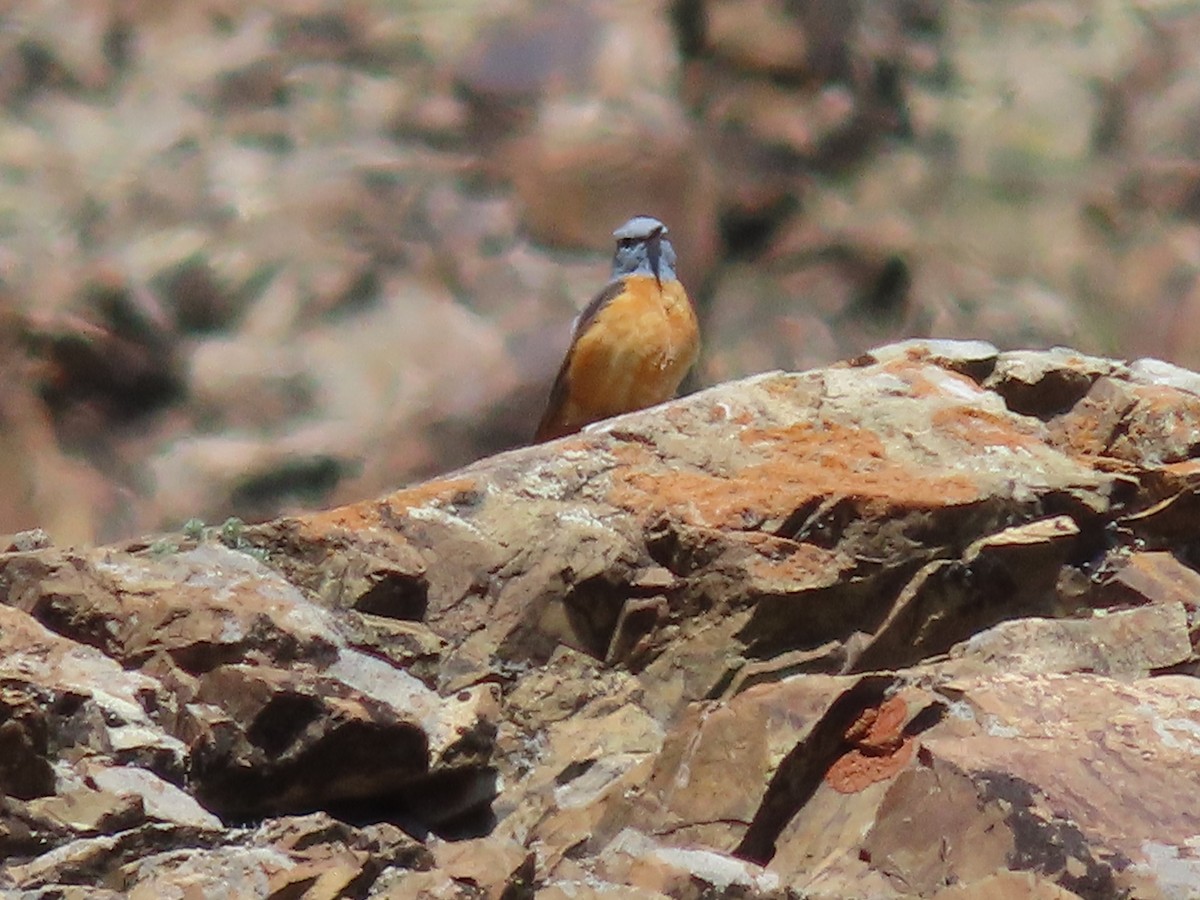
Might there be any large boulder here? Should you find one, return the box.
[1,341,1198,897]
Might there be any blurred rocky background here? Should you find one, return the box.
[2,0,1199,544]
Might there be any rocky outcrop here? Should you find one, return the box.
[2,341,1199,898]
[8,2,1200,545]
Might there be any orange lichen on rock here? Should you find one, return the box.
[738,420,888,457]
[877,360,955,398]
[608,440,657,463]
[610,420,980,529]
[931,404,1045,451]
[826,695,916,794]
[740,532,844,584]
[304,477,478,533]
[704,403,755,426]
[1050,410,1115,458]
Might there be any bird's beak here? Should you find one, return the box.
[647,229,663,289]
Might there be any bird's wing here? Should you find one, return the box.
[571,278,626,343]
[534,278,626,443]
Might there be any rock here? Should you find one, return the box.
[430,835,532,896]
[77,761,222,831]
[0,536,501,861]
[0,686,56,801]
[3,344,1200,896]
[25,274,183,421]
[932,871,1084,900]
[984,348,1122,419]
[10,6,1200,895]
[4,528,54,552]
[0,604,188,778]
[846,515,1084,674]
[862,338,1000,381]
[451,1,721,286]
[1048,374,1200,467]
[598,828,789,897]
[1096,550,1200,611]
[942,602,1193,679]
[1129,357,1200,396]
[506,94,720,288]
[24,785,145,837]
[912,673,1200,899]
[705,0,825,77]
[2,823,222,891]
[187,336,318,430]
[111,813,430,899]
[13,1,1200,552]
[0,304,138,545]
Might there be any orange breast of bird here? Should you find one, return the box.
[540,274,699,440]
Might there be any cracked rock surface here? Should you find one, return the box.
[2,341,1199,898]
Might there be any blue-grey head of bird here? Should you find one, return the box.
[611,215,677,288]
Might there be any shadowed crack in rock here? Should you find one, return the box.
[734,675,894,865]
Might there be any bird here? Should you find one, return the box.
[534,215,700,443]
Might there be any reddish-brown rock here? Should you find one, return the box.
[2,342,1199,897]
[9,2,1200,548]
